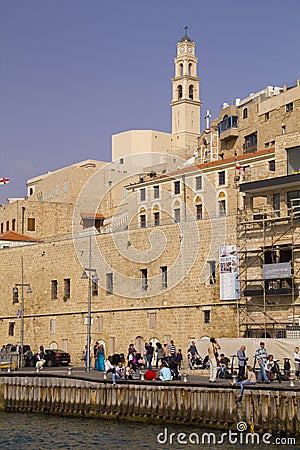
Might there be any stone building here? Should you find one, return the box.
[0,30,300,363]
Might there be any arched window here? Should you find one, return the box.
[178,85,183,100]
[188,63,192,76]
[139,207,146,228]
[179,64,183,76]
[243,108,248,119]
[153,205,160,226]
[218,192,226,217]
[173,200,181,223]
[189,85,194,100]
[195,196,202,220]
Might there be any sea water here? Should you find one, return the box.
[0,411,298,449]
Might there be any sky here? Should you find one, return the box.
[1,0,300,203]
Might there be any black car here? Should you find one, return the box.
[30,349,71,367]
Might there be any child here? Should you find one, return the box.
[176,349,183,370]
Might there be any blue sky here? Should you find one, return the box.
[1,0,300,203]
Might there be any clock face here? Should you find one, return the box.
[179,46,184,53]
[187,46,193,53]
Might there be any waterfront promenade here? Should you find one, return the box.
[0,365,300,435]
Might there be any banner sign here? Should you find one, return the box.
[219,245,240,300]
[262,262,291,279]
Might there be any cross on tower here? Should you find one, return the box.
[204,109,211,129]
[184,25,188,36]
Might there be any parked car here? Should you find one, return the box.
[30,349,71,367]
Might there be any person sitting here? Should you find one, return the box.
[265,354,275,379]
[112,362,125,385]
[230,365,256,398]
[159,363,172,381]
[217,353,230,379]
[144,368,157,380]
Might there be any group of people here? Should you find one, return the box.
[81,339,183,383]
[80,338,300,391]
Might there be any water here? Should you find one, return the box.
[0,411,298,449]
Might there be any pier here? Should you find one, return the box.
[0,368,299,435]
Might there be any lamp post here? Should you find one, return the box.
[13,256,32,369]
[81,234,98,371]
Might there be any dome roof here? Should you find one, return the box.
[180,34,192,42]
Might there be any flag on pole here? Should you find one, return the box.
[0,178,10,185]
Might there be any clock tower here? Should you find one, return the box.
[171,27,201,158]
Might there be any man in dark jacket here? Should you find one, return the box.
[237,345,248,381]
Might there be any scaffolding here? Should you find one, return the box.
[237,199,300,338]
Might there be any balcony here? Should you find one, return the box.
[218,116,238,140]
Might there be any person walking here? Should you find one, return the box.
[255,342,270,384]
[155,342,164,369]
[168,340,177,358]
[294,346,300,381]
[95,344,105,372]
[146,342,154,370]
[208,337,220,382]
[237,345,248,381]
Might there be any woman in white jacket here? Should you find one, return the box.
[294,347,300,381]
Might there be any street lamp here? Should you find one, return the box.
[13,256,32,368]
[81,234,98,371]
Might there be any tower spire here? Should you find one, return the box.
[184,25,188,37]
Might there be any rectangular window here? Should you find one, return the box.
[49,189,53,199]
[119,158,124,164]
[286,102,293,113]
[273,193,280,217]
[204,310,211,324]
[219,200,226,216]
[161,266,167,288]
[154,211,160,226]
[109,336,116,355]
[195,176,202,190]
[196,204,202,220]
[55,186,59,196]
[140,188,146,202]
[140,214,146,228]
[50,319,56,334]
[174,180,180,195]
[64,278,70,300]
[1,223,3,234]
[106,273,113,294]
[27,218,35,231]
[51,280,58,300]
[174,208,180,223]
[63,183,67,193]
[282,125,286,135]
[6,221,9,231]
[208,261,216,285]
[153,185,160,199]
[62,339,68,352]
[269,160,275,172]
[218,171,225,186]
[43,192,47,202]
[141,268,148,291]
[244,132,257,153]
[97,316,103,333]
[8,322,15,337]
[92,280,98,296]
[148,312,157,329]
[265,112,269,121]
